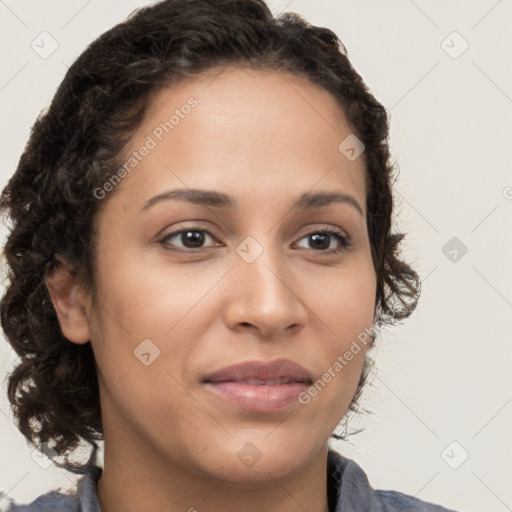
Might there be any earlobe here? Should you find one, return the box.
[44,258,91,344]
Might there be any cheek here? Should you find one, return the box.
[92,244,222,338]
[301,260,376,404]
[86,251,234,458]
[306,257,376,339]
[88,246,229,389]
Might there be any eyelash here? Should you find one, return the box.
[159,226,351,255]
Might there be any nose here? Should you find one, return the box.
[223,242,308,339]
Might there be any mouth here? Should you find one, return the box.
[202,359,313,413]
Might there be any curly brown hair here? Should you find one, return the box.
[0,0,420,474]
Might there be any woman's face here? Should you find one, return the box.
[83,67,376,481]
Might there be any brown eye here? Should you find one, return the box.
[296,230,351,253]
[160,228,217,250]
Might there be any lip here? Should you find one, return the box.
[202,358,313,412]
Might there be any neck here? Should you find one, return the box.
[96,400,330,512]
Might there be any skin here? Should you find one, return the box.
[45,67,377,512]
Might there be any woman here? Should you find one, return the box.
[0,0,459,510]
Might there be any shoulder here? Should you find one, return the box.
[0,491,76,512]
[327,449,461,512]
[1,465,102,512]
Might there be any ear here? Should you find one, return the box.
[44,258,91,344]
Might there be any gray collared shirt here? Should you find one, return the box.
[2,450,459,511]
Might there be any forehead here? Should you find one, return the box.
[109,66,367,214]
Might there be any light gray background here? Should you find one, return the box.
[1,1,511,511]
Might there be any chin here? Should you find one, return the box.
[196,434,322,484]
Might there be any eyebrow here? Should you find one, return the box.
[141,188,363,216]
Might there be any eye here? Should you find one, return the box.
[159,226,351,254]
[295,229,351,254]
[160,228,220,251]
